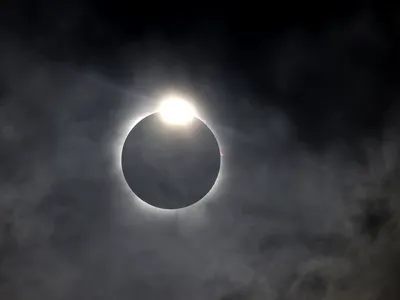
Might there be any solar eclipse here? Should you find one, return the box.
[120,96,222,210]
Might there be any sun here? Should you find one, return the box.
[157,96,196,125]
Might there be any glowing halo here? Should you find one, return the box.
[112,93,225,214]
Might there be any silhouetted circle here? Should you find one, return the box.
[121,113,221,209]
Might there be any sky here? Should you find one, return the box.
[1,2,400,300]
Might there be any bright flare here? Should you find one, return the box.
[158,97,196,125]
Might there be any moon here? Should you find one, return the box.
[121,111,221,209]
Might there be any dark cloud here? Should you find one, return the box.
[1,4,400,300]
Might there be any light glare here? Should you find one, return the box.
[158,97,196,125]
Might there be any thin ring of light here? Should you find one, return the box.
[113,96,225,214]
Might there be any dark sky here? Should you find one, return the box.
[1,2,400,300]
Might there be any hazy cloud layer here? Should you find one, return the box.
[1,8,400,300]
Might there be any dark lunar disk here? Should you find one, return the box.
[121,112,221,209]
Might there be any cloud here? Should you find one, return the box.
[0,8,400,299]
